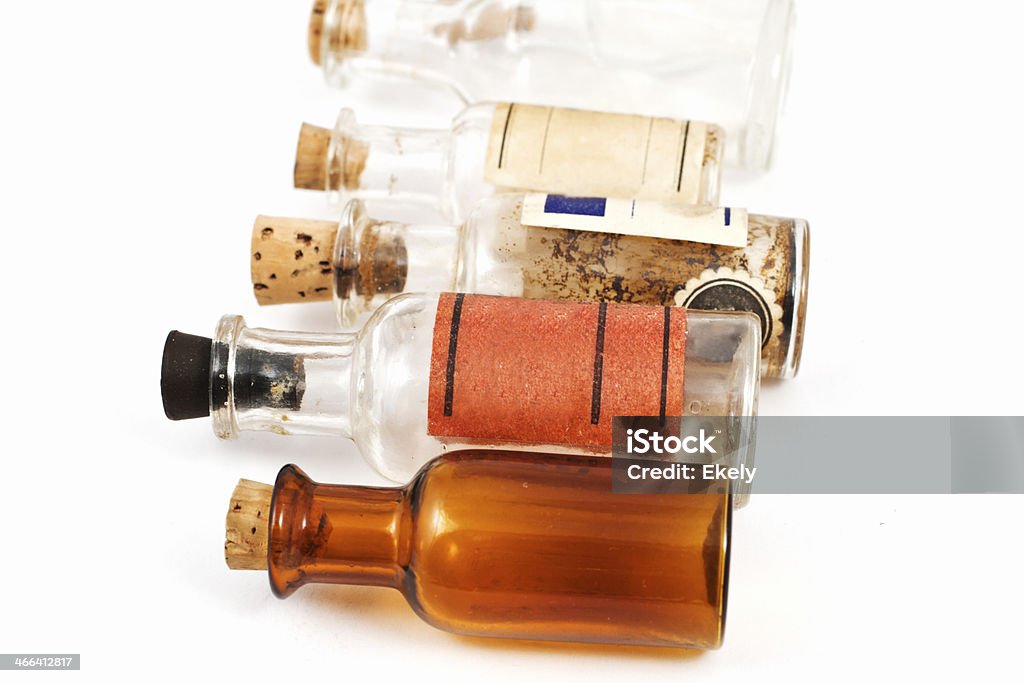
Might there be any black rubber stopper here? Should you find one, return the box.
[161,330,212,421]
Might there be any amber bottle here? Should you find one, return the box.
[226,452,731,650]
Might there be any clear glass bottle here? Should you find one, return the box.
[162,293,760,483]
[225,456,731,649]
[295,103,724,223]
[250,197,808,378]
[308,0,795,170]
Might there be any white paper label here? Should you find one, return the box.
[520,194,748,248]
[485,103,712,205]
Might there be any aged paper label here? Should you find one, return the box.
[484,103,709,204]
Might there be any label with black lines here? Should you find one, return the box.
[521,193,748,247]
[484,103,711,205]
[427,293,687,449]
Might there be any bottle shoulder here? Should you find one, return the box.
[352,293,443,482]
[451,102,498,133]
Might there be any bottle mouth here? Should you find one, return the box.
[210,315,246,439]
[326,107,367,199]
[741,0,796,170]
[334,199,368,327]
[267,464,316,599]
[160,320,241,435]
[335,200,410,328]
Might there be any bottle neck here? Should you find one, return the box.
[330,108,452,208]
[333,200,461,326]
[268,465,408,598]
[211,316,356,440]
[319,0,535,92]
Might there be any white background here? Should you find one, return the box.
[1,1,1023,680]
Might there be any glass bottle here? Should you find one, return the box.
[250,197,808,378]
[225,455,732,649]
[307,0,795,170]
[162,293,760,483]
[294,103,724,223]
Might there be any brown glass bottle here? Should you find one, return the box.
[226,452,731,650]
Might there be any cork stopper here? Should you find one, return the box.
[294,123,336,191]
[308,0,328,65]
[308,0,367,66]
[225,479,273,570]
[251,215,338,305]
[293,121,368,192]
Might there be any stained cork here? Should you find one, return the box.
[308,0,367,66]
[251,215,338,305]
[225,479,273,570]
[294,123,335,191]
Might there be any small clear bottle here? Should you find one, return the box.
[225,456,732,649]
[307,0,795,170]
[250,197,809,378]
[295,104,724,223]
[162,293,760,483]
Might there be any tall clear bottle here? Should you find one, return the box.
[250,197,809,378]
[295,104,724,223]
[307,0,795,170]
[161,293,760,483]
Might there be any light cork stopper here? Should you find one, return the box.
[294,123,335,191]
[251,215,338,305]
[225,479,273,570]
[308,0,367,66]
[293,121,368,192]
[308,0,328,65]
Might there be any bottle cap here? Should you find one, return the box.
[251,215,339,305]
[161,331,212,420]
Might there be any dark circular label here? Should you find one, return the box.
[680,278,772,348]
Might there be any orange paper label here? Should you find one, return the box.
[428,294,687,449]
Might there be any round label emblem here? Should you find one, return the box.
[674,268,782,349]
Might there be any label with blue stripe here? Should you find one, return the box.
[520,193,749,248]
